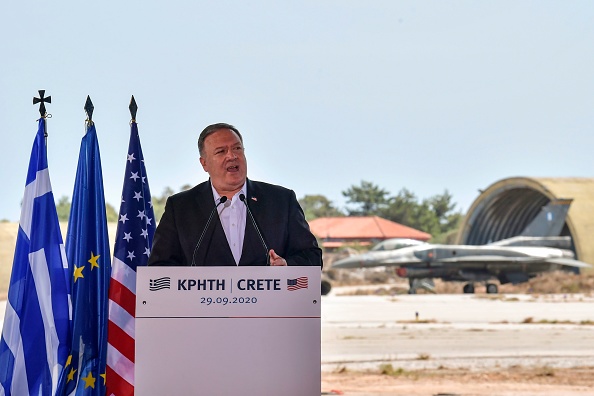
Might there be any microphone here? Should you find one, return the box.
[239,194,270,265]
[191,196,228,266]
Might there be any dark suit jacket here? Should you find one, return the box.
[148,179,322,267]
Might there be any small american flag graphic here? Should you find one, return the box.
[287,276,308,291]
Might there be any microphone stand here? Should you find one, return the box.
[239,194,270,266]
[191,196,228,266]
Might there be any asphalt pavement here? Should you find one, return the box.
[321,290,594,372]
[1,290,593,374]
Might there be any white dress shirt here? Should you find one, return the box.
[212,183,247,265]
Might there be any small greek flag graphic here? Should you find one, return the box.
[149,277,171,291]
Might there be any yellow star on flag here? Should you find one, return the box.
[65,355,72,367]
[88,252,100,270]
[82,371,96,389]
[100,373,106,385]
[73,265,85,282]
[67,367,77,382]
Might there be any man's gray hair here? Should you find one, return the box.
[198,123,243,157]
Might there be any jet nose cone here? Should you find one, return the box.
[332,254,366,268]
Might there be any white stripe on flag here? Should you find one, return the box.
[20,169,51,239]
[60,244,68,269]
[1,302,29,396]
[111,257,137,294]
[108,300,135,339]
[61,244,73,322]
[29,249,62,395]
[106,343,135,386]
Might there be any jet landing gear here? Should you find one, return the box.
[462,283,499,294]
[408,279,436,294]
[485,283,498,294]
[462,283,475,294]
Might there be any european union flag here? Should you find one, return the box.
[0,119,70,395]
[57,121,111,395]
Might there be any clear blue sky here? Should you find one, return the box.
[1,1,593,222]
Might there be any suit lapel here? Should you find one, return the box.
[193,179,235,266]
[239,180,267,265]
[193,180,215,219]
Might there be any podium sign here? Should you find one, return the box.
[135,266,321,395]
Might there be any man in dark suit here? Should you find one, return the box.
[148,123,322,268]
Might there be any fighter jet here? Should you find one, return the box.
[332,199,590,294]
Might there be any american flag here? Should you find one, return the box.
[287,277,308,291]
[105,121,155,396]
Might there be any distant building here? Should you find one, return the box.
[459,176,594,269]
[308,216,431,250]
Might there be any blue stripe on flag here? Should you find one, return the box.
[0,119,70,396]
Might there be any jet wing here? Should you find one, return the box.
[437,255,545,264]
[377,255,591,269]
[437,256,591,269]
[379,255,544,267]
[545,257,592,268]
[331,255,396,268]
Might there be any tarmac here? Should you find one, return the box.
[1,289,593,374]
[321,289,594,372]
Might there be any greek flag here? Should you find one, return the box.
[0,119,71,395]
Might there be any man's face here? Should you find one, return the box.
[200,128,247,196]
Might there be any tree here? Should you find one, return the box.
[151,187,174,223]
[105,203,118,222]
[426,190,462,239]
[378,188,418,226]
[370,188,462,243]
[298,194,344,221]
[56,196,71,221]
[342,180,390,216]
[55,195,119,223]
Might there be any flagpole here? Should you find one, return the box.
[57,94,112,395]
[33,89,51,141]
[129,95,138,123]
[84,95,94,127]
[106,95,156,395]
[1,89,70,395]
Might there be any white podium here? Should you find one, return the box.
[135,266,321,395]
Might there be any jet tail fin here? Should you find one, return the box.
[519,199,572,237]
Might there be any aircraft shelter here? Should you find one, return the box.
[456,177,594,267]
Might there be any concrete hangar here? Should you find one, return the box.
[457,177,594,268]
